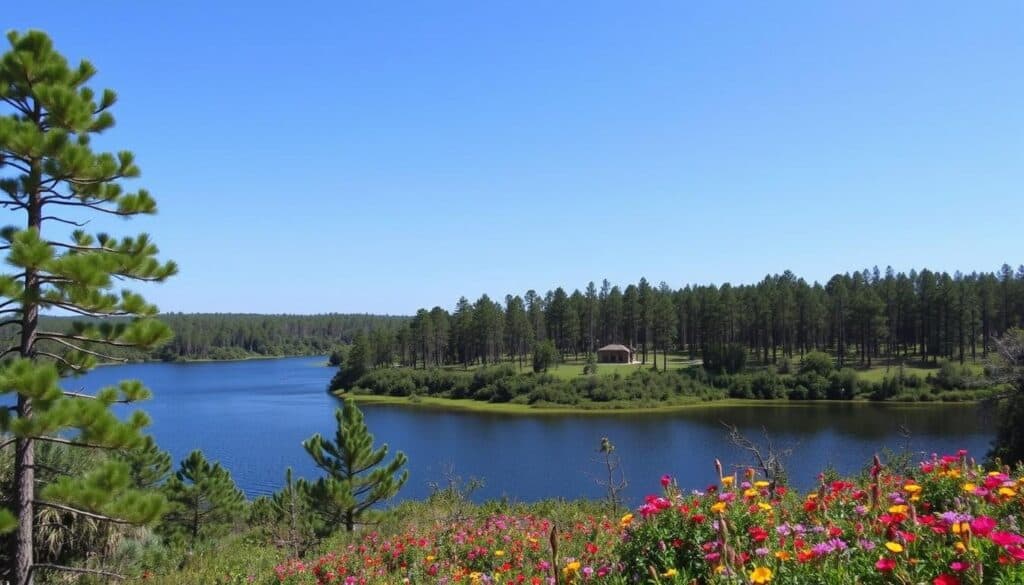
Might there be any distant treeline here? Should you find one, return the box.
[32,313,408,361]
[346,264,1024,370]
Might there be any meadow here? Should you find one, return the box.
[131,448,1024,585]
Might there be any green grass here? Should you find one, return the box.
[343,392,728,415]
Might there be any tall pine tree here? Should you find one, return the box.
[0,31,176,585]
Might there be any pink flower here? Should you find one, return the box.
[875,558,896,572]
[933,575,960,585]
[991,532,1024,547]
[949,561,968,572]
[661,474,672,488]
[970,516,996,536]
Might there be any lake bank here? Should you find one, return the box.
[338,391,983,416]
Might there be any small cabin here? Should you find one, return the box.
[596,344,634,364]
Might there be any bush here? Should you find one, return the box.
[799,351,833,377]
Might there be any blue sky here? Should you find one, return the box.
[9,2,1023,314]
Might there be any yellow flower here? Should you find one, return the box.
[619,513,634,528]
[954,542,966,553]
[943,469,962,479]
[757,502,773,512]
[660,568,678,578]
[903,484,922,495]
[888,504,909,515]
[754,480,770,489]
[722,475,735,487]
[749,567,773,584]
[962,483,977,493]
[743,488,759,498]
[425,555,436,563]
[714,564,726,574]
[885,542,904,553]
[494,550,504,557]
[710,502,727,514]
[563,561,581,581]
[774,551,791,561]
[952,522,970,535]
[999,487,1017,498]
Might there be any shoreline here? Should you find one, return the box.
[96,353,329,367]
[336,392,980,416]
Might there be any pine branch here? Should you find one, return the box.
[42,301,130,318]
[63,390,133,404]
[31,563,124,580]
[47,241,118,253]
[42,199,133,216]
[34,501,137,525]
[0,437,16,450]
[34,436,116,450]
[38,331,137,348]
[40,215,90,227]
[35,351,85,372]
[41,336,128,362]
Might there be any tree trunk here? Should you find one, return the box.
[15,171,42,585]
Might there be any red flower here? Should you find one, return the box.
[933,574,960,585]
[875,558,896,572]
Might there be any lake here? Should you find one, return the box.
[73,356,995,502]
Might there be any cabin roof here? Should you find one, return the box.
[597,344,632,352]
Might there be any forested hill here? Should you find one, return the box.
[38,313,409,362]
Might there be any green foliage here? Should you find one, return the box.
[161,451,245,545]
[701,343,747,374]
[532,339,558,373]
[302,399,408,532]
[582,352,598,375]
[329,331,371,391]
[117,435,172,490]
[0,29,181,582]
[990,328,1024,464]
[799,351,834,376]
[250,468,318,558]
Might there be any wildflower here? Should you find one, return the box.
[754,480,770,489]
[904,484,922,495]
[619,513,634,529]
[722,476,735,487]
[875,558,896,572]
[494,550,505,557]
[885,542,904,553]
[661,474,672,488]
[933,575,960,585]
[743,488,758,498]
[774,551,791,561]
[660,568,677,578]
[749,567,773,584]
[710,502,727,514]
[757,502,773,512]
[998,487,1017,498]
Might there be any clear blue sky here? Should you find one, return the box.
[10,2,1023,314]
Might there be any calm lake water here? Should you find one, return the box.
[72,356,994,501]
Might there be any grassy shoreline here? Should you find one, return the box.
[336,391,979,416]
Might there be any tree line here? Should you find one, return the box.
[353,265,1024,371]
[14,313,408,362]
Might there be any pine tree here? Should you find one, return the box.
[302,398,408,532]
[269,468,318,557]
[161,450,245,545]
[118,435,172,490]
[0,31,176,585]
